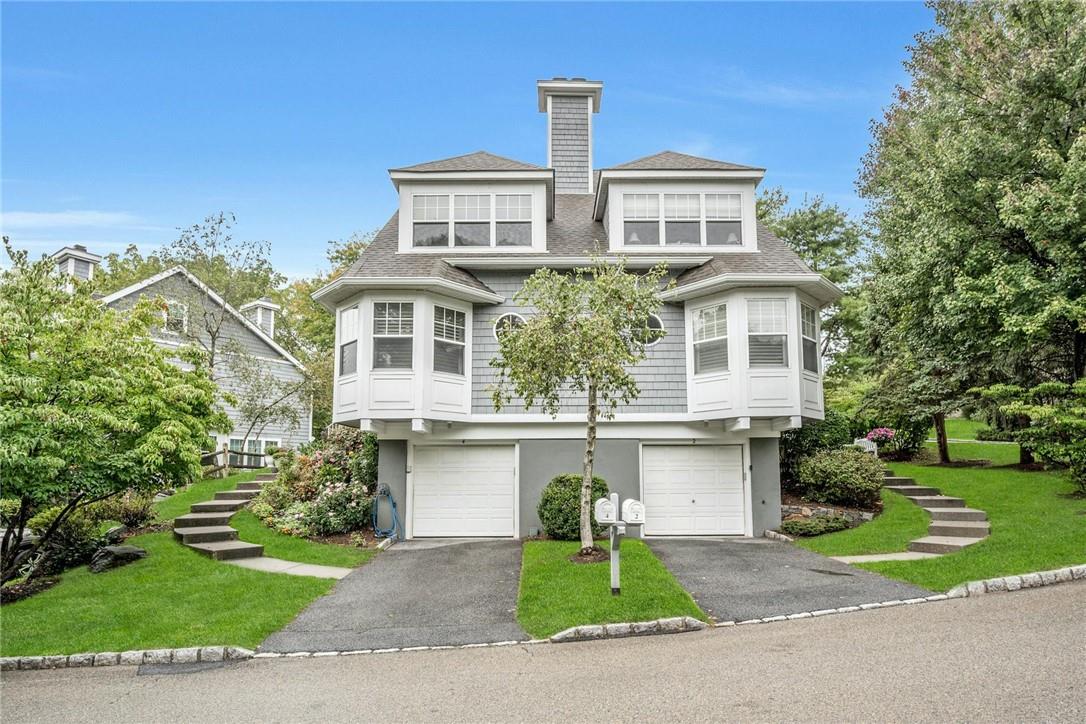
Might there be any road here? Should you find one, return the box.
[3,582,1084,723]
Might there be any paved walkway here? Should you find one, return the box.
[6,582,1083,722]
[647,537,930,622]
[259,539,526,652]
[226,557,351,579]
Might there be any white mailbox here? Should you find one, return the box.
[621,499,646,525]
[594,496,617,525]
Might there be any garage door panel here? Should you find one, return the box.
[642,445,746,536]
[412,445,515,537]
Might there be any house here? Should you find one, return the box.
[51,246,313,458]
[313,78,841,540]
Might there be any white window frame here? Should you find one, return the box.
[620,191,745,248]
[372,301,415,370]
[801,303,819,374]
[622,193,661,246]
[645,313,666,348]
[692,303,729,375]
[338,305,359,377]
[163,300,188,334]
[411,194,450,248]
[432,304,467,376]
[411,192,534,249]
[747,298,789,368]
[493,312,526,339]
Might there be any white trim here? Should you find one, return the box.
[594,169,766,220]
[312,275,504,311]
[645,313,665,348]
[546,95,553,168]
[493,312,526,340]
[100,266,305,371]
[443,255,710,270]
[536,78,603,112]
[661,273,843,305]
[586,95,594,194]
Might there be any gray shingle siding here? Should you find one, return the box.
[471,271,687,414]
[550,96,591,194]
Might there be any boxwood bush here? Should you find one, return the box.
[780,515,851,537]
[537,474,608,541]
[778,408,853,487]
[797,448,884,509]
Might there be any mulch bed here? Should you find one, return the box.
[309,529,379,548]
[1,576,59,606]
[568,546,610,564]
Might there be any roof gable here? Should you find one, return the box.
[392,151,545,173]
[606,150,764,172]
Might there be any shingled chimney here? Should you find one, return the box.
[537,77,603,195]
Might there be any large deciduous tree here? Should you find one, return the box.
[860,0,1086,461]
[0,239,223,583]
[490,256,670,554]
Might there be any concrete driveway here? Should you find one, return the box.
[260,540,526,652]
[647,538,930,622]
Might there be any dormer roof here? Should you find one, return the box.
[391,150,545,173]
[604,150,764,172]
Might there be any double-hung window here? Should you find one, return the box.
[339,305,359,376]
[664,194,701,246]
[454,195,490,247]
[693,304,728,374]
[433,306,466,375]
[747,299,788,367]
[705,194,743,245]
[623,194,660,245]
[801,304,819,373]
[495,194,532,246]
[412,195,450,247]
[373,302,414,369]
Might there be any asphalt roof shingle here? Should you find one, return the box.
[392,151,546,173]
[605,150,764,172]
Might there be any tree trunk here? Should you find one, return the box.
[580,382,598,554]
[933,412,951,464]
[1074,330,1086,382]
[1019,445,1034,466]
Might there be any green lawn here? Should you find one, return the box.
[843,441,1086,591]
[231,510,374,568]
[796,488,930,557]
[930,440,1021,466]
[0,532,333,656]
[929,417,987,440]
[517,540,706,639]
[153,469,265,521]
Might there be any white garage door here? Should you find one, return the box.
[642,445,746,536]
[411,445,516,537]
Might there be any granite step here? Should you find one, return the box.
[173,526,239,544]
[928,520,990,538]
[885,484,940,497]
[924,507,988,522]
[907,495,965,509]
[908,536,983,554]
[883,476,915,486]
[173,511,236,528]
[190,499,248,513]
[236,482,265,491]
[214,489,260,501]
[187,540,264,561]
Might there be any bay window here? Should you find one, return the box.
[693,304,728,374]
[412,195,449,247]
[339,305,359,375]
[801,303,819,373]
[747,299,788,367]
[373,302,413,369]
[433,305,466,375]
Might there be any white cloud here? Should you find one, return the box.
[0,210,158,230]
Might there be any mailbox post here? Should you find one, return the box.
[594,492,645,596]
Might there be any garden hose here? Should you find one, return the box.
[372,483,401,539]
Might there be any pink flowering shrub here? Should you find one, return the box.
[865,427,896,444]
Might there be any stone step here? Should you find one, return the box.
[885,484,940,496]
[214,489,260,501]
[236,482,264,491]
[187,540,264,561]
[928,520,990,538]
[253,474,277,482]
[883,469,895,477]
[924,507,988,522]
[908,536,983,554]
[174,512,236,528]
[173,526,239,544]
[190,499,248,513]
[883,476,915,486]
[908,495,965,509]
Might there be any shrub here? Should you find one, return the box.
[798,449,884,509]
[250,477,295,523]
[302,480,373,536]
[780,516,851,537]
[975,427,1017,442]
[89,490,155,528]
[537,474,609,541]
[779,409,853,487]
[866,427,896,445]
[26,507,101,576]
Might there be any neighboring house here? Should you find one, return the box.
[313,78,841,540]
[51,246,313,458]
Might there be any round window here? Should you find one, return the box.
[645,313,666,347]
[494,313,526,339]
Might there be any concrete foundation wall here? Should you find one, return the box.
[376,440,408,538]
[518,439,641,538]
[749,437,782,536]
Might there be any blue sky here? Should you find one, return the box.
[2,1,932,278]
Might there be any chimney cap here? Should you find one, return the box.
[537,78,603,112]
[50,245,102,263]
[239,297,281,313]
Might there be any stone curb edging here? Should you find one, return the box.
[946,564,1086,598]
[250,639,548,659]
[712,594,952,627]
[1,646,253,672]
[764,529,795,543]
[549,615,707,643]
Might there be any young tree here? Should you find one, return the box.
[0,239,223,583]
[490,256,671,554]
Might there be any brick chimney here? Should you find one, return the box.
[239,297,280,339]
[537,77,603,195]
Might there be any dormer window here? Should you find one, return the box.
[454,195,490,246]
[495,194,532,246]
[413,195,450,247]
[620,192,744,248]
[411,193,535,249]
